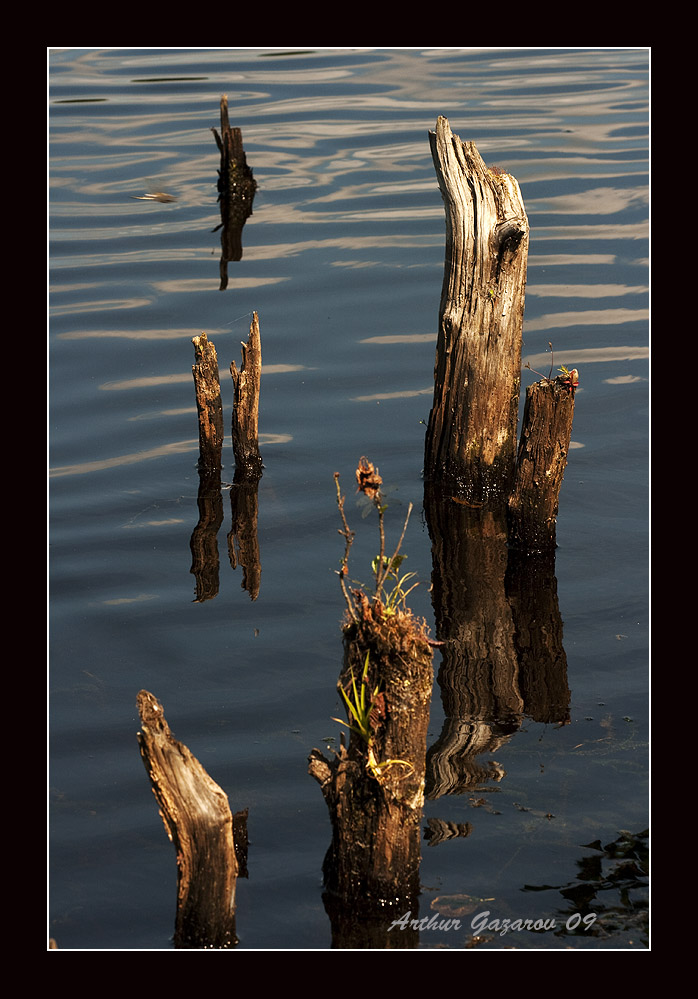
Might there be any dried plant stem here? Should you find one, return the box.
[374,503,387,596]
[334,473,357,622]
[390,502,413,573]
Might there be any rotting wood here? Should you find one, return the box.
[507,373,577,552]
[192,332,224,472]
[230,311,263,478]
[136,690,242,949]
[424,116,529,502]
[211,94,257,287]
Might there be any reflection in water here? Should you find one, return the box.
[49,48,648,950]
[424,488,570,801]
[189,467,224,603]
[227,474,261,601]
[211,95,257,288]
[522,829,648,946]
[525,308,649,332]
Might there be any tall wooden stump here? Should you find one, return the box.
[192,332,224,472]
[424,116,529,502]
[230,311,263,478]
[508,373,577,552]
[136,691,241,948]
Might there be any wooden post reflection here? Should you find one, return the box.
[227,472,261,601]
[211,95,257,289]
[189,467,224,603]
[505,549,571,725]
[423,484,570,799]
[424,488,522,797]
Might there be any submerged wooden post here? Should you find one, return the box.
[424,116,529,502]
[192,332,224,471]
[230,311,263,478]
[507,372,578,552]
[136,690,242,949]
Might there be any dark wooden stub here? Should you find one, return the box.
[136,690,240,949]
[230,311,263,478]
[211,94,257,287]
[507,375,577,552]
[424,116,529,502]
[191,332,224,472]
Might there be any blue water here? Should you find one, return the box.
[49,47,649,950]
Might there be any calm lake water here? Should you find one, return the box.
[49,48,649,950]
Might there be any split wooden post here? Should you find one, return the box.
[230,311,263,478]
[192,332,224,472]
[136,690,242,949]
[424,116,529,502]
[507,374,578,552]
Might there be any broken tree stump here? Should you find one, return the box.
[230,311,263,478]
[507,373,577,552]
[136,690,240,949]
[192,332,224,472]
[211,94,257,287]
[424,116,529,502]
[309,465,434,944]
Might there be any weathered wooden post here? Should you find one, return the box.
[192,332,224,472]
[137,690,245,948]
[230,311,263,478]
[424,116,529,502]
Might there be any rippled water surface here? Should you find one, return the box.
[49,48,649,950]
